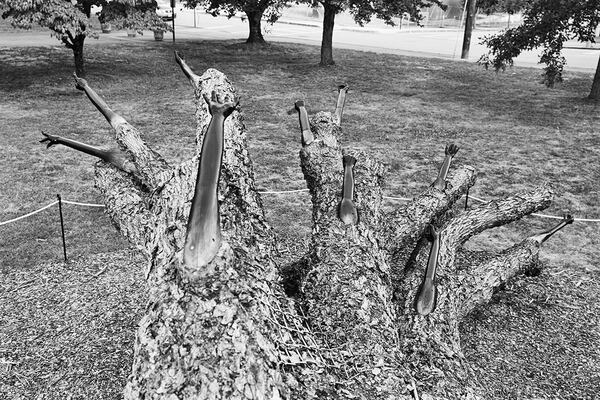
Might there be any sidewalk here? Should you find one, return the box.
[0,9,596,73]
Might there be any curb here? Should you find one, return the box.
[274,18,463,34]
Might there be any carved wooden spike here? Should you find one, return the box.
[334,83,349,125]
[174,51,201,86]
[531,214,574,244]
[183,91,239,269]
[294,100,314,146]
[415,225,440,315]
[40,131,136,174]
[432,143,459,191]
[73,73,126,129]
[338,155,358,225]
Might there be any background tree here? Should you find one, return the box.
[477,0,529,15]
[41,54,574,398]
[184,0,286,44]
[314,0,444,66]
[0,0,169,76]
[475,0,529,29]
[479,0,600,100]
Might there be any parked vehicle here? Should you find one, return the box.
[156,0,175,22]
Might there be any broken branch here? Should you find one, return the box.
[443,184,553,249]
[182,91,239,274]
[457,214,573,317]
[73,74,170,189]
[334,84,349,125]
[40,131,136,174]
[380,166,477,254]
[174,51,201,88]
[415,225,440,316]
[338,154,358,225]
[294,100,314,146]
[431,144,459,191]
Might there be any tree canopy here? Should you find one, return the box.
[0,0,169,75]
[184,0,287,43]
[479,0,600,99]
[313,0,445,65]
[476,0,529,14]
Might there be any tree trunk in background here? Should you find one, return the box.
[245,10,266,44]
[461,0,477,59]
[320,3,336,65]
[588,55,600,100]
[72,34,86,77]
[55,59,569,399]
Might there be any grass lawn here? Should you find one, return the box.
[0,37,599,399]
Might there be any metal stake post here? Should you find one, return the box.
[57,194,67,262]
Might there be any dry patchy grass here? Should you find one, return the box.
[0,39,598,399]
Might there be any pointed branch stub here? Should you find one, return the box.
[73,73,127,129]
[294,100,314,146]
[40,131,137,174]
[174,51,201,87]
[531,214,574,244]
[415,224,440,316]
[432,143,459,191]
[338,154,358,225]
[334,83,349,125]
[183,91,239,272]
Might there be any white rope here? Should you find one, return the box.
[1,191,599,226]
[383,195,412,201]
[257,188,309,194]
[467,194,486,203]
[0,201,59,226]
[61,200,105,208]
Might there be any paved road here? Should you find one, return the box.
[1,7,598,73]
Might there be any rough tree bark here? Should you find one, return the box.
[319,1,337,66]
[60,33,87,77]
[588,55,600,100]
[43,54,574,399]
[245,9,266,44]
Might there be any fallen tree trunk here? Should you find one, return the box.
[43,54,573,399]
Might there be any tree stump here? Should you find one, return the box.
[43,54,573,399]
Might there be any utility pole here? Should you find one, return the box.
[461,0,477,59]
[171,0,176,43]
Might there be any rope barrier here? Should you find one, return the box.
[257,188,309,194]
[61,200,105,208]
[1,190,599,226]
[0,201,59,227]
[383,195,413,201]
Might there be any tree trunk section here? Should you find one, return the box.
[588,54,600,100]
[245,10,266,44]
[72,34,86,77]
[51,61,569,399]
[320,3,336,66]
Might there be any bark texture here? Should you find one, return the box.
[73,36,85,78]
[245,10,266,44]
[46,56,572,400]
[320,2,337,66]
[589,54,600,100]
